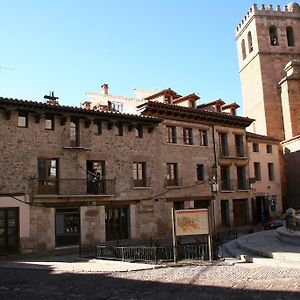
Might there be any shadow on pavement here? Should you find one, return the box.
[0,263,299,300]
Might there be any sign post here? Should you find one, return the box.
[172,208,212,262]
[171,208,177,263]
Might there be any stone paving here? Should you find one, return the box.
[1,229,300,299]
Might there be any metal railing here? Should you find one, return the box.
[220,179,251,192]
[219,145,248,158]
[31,178,116,196]
[79,236,209,262]
[80,244,209,262]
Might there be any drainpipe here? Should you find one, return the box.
[211,124,218,232]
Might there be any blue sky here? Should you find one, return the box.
[0,0,292,113]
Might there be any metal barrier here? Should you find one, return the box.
[80,238,209,262]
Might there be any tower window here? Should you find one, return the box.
[248,31,253,53]
[269,26,279,46]
[286,26,295,47]
[241,39,246,60]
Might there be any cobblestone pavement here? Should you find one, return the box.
[0,261,300,299]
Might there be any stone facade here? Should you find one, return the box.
[0,95,256,254]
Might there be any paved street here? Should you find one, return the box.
[1,261,300,299]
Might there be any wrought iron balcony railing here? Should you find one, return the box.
[219,145,248,158]
[31,178,116,196]
[220,179,251,192]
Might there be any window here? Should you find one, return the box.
[241,39,246,60]
[248,31,253,53]
[70,118,79,147]
[108,101,123,112]
[268,163,275,181]
[37,158,58,194]
[252,143,259,152]
[17,112,28,128]
[269,26,279,46]
[55,208,80,247]
[219,132,229,156]
[132,162,147,187]
[167,126,177,143]
[266,144,272,153]
[173,201,184,210]
[135,126,143,138]
[196,164,204,181]
[93,120,102,135]
[45,115,54,130]
[116,124,123,136]
[220,166,231,191]
[199,129,208,146]
[183,128,193,145]
[286,26,295,47]
[237,166,248,190]
[164,96,171,104]
[166,163,179,186]
[235,134,244,157]
[254,162,261,181]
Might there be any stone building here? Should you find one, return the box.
[0,93,256,255]
[236,2,300,208]
[246,132,282,223]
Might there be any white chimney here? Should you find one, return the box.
[101,83,109,95]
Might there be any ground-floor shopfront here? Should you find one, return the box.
[1,194,266,254]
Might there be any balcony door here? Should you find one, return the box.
[37,158,58,194]
[87,160,105,194]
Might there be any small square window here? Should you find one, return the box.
[93,121,102,135]
[135,126,143,138]
[116,124,123,136]
[17,113,28,128]
[199,130,208,146]
[45,116,54,130]
[253,143,259,152]
[266,144,272,153]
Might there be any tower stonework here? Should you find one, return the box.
[236,3,300,140]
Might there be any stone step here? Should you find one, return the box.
[223,240,257,263]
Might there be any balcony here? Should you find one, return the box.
[220,179,234,192]
[132,177,151,188]
[31,178,116,196]
[220,179,251,192]
[165,177,183,187]
[219,145,248,159]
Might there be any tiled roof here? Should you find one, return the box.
[138,101,254,128]
[246,131,280,142]
[197,99,225,109]
[172,93,199,104]
[0,97,161,124]
[222,102,240,109]
[144,88,180,100]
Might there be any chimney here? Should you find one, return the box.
[101,83,109,95]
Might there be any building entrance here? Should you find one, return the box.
[0,208,19,256]
[105,207,129,241]
[233,199,248,226]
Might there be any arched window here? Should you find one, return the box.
[286,26,295,47]
[241,39,246,60]
[248,31,253,53]
[269,26,279,46]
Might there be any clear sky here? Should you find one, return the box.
[0,0,292,112]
